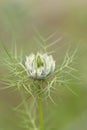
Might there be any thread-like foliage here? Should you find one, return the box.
[0,32,77,130]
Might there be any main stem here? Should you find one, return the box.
[38,83,44,130]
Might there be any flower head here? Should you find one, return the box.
[25,53,55,80]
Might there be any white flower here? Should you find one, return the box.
[25,53,55,79]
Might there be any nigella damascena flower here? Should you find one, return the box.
[25,53,55,80]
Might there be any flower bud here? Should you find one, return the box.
[25,53,55,79]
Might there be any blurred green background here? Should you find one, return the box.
[0,0,87,130]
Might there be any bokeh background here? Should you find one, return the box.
[0,0,87,130]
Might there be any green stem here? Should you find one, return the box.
[38,97,44,130]
[38,83,44,130]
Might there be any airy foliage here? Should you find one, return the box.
[0,31,77,130]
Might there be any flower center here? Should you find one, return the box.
[36,56,44,68]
